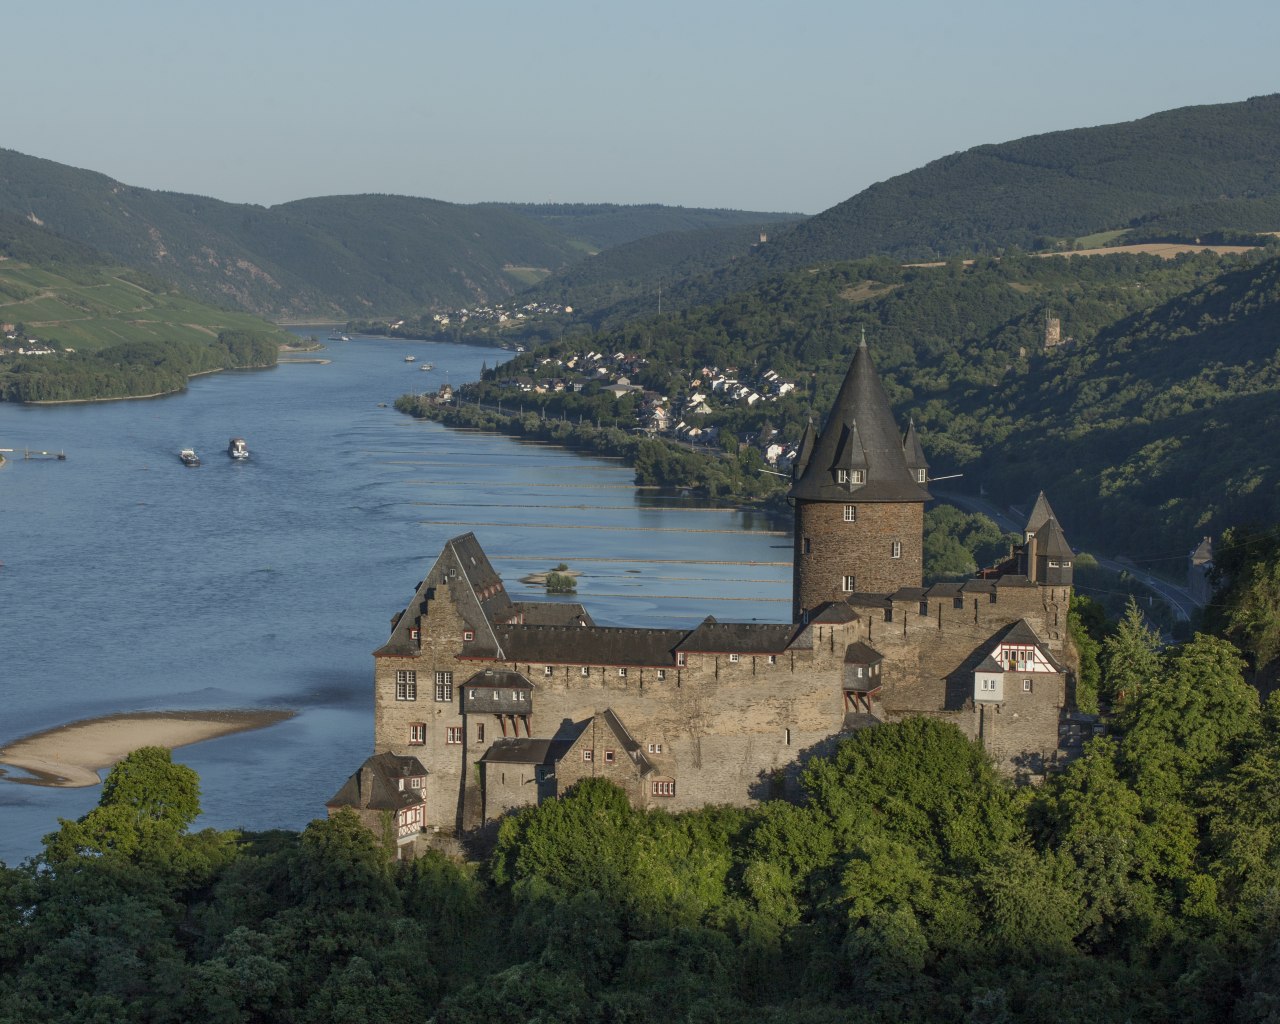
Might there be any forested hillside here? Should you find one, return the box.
[487,202,799,250]
[0,149,795,318]
[767,94,1280,266]
[451,247,1280,562]
[0,216,289,401]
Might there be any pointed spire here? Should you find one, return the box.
[792,419,816,482]
[1024,491,1057,539]
[902,418,929,483]
[789,337,931,504]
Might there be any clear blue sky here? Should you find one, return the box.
[10,0,1280,214]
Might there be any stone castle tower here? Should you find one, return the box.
[789,335,932,620]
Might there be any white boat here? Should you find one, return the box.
[420,363,433,371]
[179,448,200,467]
[228,438,249,460]
[404,354,416,363]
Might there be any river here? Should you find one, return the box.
[0,334,790,863]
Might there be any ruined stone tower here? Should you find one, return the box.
[789,336,931,620]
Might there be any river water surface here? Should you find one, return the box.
[0,335,788,863]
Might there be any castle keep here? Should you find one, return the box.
[339,340,1080,842]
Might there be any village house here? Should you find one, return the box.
[352,338,1079,841]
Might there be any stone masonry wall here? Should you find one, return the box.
[375,572,1075,831]
[793,501,925,617]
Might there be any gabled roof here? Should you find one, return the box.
[374,532,511,659]
[675,618,795,655]
[984,619,1067,673]
[326,752,427,812]
[844,641,884,665]
[600,708,655,776]
[789,336,932,504]
[975,655,1004,674]
[491,624,687,667]
[808,601,860,624]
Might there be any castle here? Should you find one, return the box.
[330,338,1081,845]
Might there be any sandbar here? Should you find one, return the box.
[0,709,295,788]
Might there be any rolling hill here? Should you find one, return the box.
[0,213,291,401]
[0,148,796,319]
[767,93,1280,266]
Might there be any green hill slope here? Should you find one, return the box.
[487,202,801,250]
[0,150,799,318]
[477,245,1280,560]
[0,215,291,401]
[769,94,1280,266]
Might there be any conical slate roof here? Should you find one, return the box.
[1025,491,1057,536]
[1035,516,1073,559]
[789,337,932,503]
[902,419,929,477]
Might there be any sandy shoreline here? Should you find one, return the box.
[0,709,295,787]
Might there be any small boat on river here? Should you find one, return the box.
[404,354,416,363]
[420,362,433,371]
[179,448,200,467]
[228,438,249,460]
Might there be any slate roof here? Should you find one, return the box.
[511,601,594,626]
[975,654,1004,674]
[1025,491,1057,536]
[326,752,427,812]
[480,738,569,765]
[844,641,884,665]
[675,617,795,654]
[1036,517,1074,559]
[489,624,687,667]
[789,336,932,504]
[809,601,861,623]
[902,419,929,477]
[463,668,533,689]
[374,532,512,659]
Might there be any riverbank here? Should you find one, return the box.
[0,709,296,787]
[21,363,279,405]
[397,394,791,516]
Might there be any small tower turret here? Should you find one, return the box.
[902,418,929,486]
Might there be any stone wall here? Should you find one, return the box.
[793,501,925,617]
[376,568,1075,831]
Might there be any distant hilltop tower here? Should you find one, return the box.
[789,333,931,620]
[1044,311,1063,349]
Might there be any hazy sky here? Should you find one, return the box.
[9,0,1279,214]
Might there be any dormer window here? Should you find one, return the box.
[916,469,927,483]
[837,469,848,484]
[851,470,865,484]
